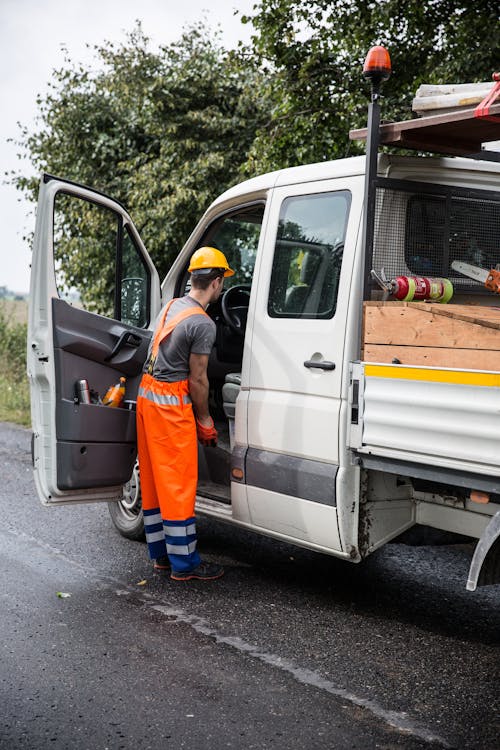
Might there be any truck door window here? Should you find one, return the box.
[268,191,350,319]
[53,192,150,326]
[120,226,149,328]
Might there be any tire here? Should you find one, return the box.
[107,461,145,541]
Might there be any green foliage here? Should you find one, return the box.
[0,304,30,426]
[14,23,266,288]
[12,6,500,315]
[0,305,27,375]
[241,0,500,173]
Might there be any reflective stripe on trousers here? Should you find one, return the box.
[143,510,200,571]
[137,373,201,573]
[138,387,192,406]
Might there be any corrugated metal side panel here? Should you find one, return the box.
[361,371,500,471]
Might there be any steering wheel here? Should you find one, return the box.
[221,285,251,336]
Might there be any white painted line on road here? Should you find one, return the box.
[3,526,449,747]
[149,603,450,748]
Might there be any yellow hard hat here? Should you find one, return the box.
[188,246,235,277]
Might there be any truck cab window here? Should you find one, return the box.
[268,191,350,319]
[53,192,150,326]
[199,204,264,290]
[176,203,265,368]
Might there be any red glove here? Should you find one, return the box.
[196,418,218,447]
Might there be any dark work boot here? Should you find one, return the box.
[153,555,171,572]
[170,562,224,581]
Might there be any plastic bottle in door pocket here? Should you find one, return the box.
[102,377,126,407]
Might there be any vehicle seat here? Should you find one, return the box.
[284,250,321,314]
[222,373,241,451]
[222,372,241,420]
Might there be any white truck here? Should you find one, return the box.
[28,65,500,591]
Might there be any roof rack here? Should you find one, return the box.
[349,103,500,161]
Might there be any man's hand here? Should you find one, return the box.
[189,353,217,445]
[196,417,218,447]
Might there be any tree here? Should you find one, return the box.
[241,0,500,174]
[13,23,266,310]
[15,6,500,311]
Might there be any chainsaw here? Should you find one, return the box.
[451,260,500,294]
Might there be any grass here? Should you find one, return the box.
[0,301,30,427]
[1,298,28,324]
[0,372,30,426]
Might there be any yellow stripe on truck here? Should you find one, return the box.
[364,364,500,387]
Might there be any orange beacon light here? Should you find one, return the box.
[363,45,391,86]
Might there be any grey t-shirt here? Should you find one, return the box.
[146,296,216,382]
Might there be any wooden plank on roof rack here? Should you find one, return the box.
[349,104,500,156]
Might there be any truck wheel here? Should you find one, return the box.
[107,461,145,541]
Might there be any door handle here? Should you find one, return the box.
[105,331,142,361]
[304,359,336,371]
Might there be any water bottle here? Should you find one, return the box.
[102,377,126,408]
[75,379,91,404]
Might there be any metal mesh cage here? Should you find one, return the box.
[372,179,500,294]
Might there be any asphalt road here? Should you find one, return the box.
[0,422,498,749]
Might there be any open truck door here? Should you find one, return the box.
[28,175,161,505]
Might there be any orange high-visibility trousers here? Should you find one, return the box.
[136,373,201,572]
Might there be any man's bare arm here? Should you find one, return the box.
[188,353,211,425]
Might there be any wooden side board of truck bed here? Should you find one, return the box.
[363,301,500,370]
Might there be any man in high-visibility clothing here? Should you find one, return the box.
[136,247,234,581]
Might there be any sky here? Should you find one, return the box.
[0,0,256,294]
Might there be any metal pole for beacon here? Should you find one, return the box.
[360,46,392,301]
